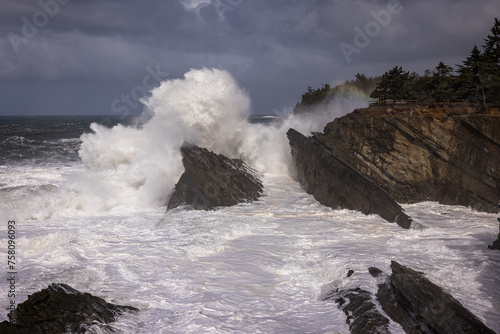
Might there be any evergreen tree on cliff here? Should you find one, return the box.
[481,18,500,102]
[432,62,455,101]
[370,66,417,101]
[413,62,455,102]
[456,45,487,102]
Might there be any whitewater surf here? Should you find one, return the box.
[0,68,498,333]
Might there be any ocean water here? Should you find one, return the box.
[0,68,499,333]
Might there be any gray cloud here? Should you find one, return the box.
[0,0,498,115]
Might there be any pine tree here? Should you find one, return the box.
[481,18,500,102]
[370,66,416,100]
[412,69,434,102]
[456,45,485,102]
[431,62,455,102]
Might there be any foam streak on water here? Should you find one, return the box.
[1,171,499,333]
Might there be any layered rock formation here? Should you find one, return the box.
[167,144,263,210]
[0,283,138,333]
[287,128,412,228]
[322,286,390,334]
[288,104,500,226]
[378,261,496,334]
[323,262,495,334]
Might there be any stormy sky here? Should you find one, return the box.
[1,0,499,116]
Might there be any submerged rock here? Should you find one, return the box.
[167,143,263,210]
[287,105,500,226]
[0,283,139,334]
[378,261,496,334]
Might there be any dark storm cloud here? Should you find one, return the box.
[0,0,499,115]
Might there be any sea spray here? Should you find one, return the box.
[1,68,368,220]
[75,68,369,213]
[79,68,251,211]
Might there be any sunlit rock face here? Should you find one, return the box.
[288,104,500,226]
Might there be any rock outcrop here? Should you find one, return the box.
[288,104,500,225]
[488,218,500,250]
[0,283,138,333]
[378,261,496,334]
[287,128,412,228]
[167,144,263,210]
[322,287,391,334]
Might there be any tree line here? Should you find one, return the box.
[295,18,500,111]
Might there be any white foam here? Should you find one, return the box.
[2,69,498,333]
[1,172,499,333]
[74,67,367,213]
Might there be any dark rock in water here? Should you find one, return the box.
[167,143,263,210]
[378,261,496,334]
[488,218,500,250]
[377,280,428,333]
[287,105,500,226]
[368,267,383,278]
[347,269,355,277]
[0,283,139,334]
[322,287,391,334]
[287,128,412,228]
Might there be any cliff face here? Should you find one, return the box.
[287,128,412,228]
[288,104,500,225]
[167,144,263,210]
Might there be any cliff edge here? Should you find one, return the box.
[287,104,500,226]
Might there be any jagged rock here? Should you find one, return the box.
[488,218,500,250]
[287,128,412,228]
[0,283,138,334]
[368,267,383,278]
[377,261,496,334]
[377,280,427,333]
[321,287,391,334]
[287,104,500,226]
[167,143,263,210]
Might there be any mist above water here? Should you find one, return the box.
[77,68,368,213]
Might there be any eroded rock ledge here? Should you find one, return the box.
[167,143,263,210]
[288,104,500,226]
[0,283,138,333]
[322,262,495,334]
[379,261,496,334]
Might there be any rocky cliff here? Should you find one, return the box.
[288,104,500,226]
[167,144,263,210]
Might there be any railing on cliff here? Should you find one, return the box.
[369,100,495,108]
[369,100,417,106]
